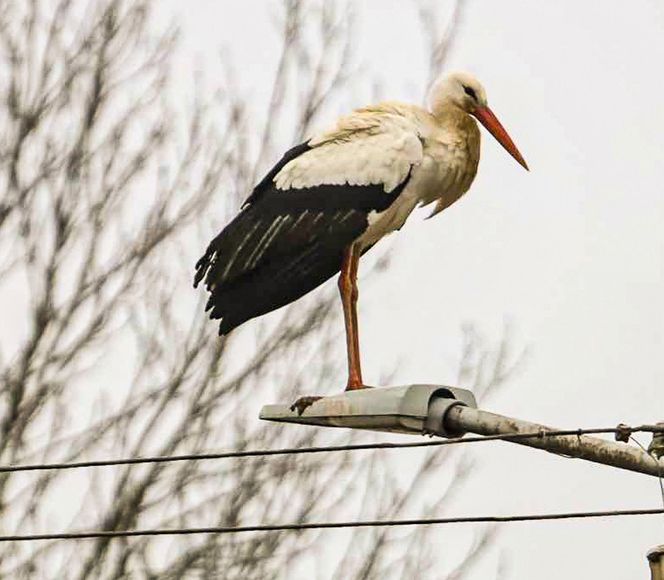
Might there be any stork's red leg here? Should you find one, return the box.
[290,244,364,415]
[339,244,364,390]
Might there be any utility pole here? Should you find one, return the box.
[649,546,664,580]
[647,425,664,578]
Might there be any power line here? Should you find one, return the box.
[2,424,662,474]
[1,508,663,542]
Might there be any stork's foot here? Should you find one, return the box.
[290,396,323,416]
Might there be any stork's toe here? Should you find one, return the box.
[289,396,324,416]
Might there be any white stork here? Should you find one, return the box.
[194,72,528,413]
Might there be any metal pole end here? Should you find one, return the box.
[648,423,664,459]
[647,544,664,580]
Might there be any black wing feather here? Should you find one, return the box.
[194,143,412,335]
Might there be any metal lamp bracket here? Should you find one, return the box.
[260,384,477,437]
[423,388,477,438]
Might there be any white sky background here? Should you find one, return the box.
[159,1,664,578]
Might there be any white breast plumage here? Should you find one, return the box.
[356,110,481,247]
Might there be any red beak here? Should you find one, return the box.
[472,106,529,171]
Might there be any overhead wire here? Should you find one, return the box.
[1,424,662,474]
[0,508,663,542]
[1,424,661,544]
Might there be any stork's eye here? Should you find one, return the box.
[463,85,478,101]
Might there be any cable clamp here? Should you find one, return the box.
[615,423,632,443]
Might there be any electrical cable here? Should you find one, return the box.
[1,424,662,474]
[1,508,662,542]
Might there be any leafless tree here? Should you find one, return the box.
[0,0,521,578]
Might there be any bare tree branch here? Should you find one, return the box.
[0,1,519,578]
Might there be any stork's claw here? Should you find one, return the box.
[290,396,323,416]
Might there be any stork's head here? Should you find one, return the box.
[430,72,528,171]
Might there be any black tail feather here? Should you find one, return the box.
[211,240,345,335]
[193,246,214,289]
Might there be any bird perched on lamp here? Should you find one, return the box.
[194,72,528,413]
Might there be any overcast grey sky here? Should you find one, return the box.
[160,1,664,577]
